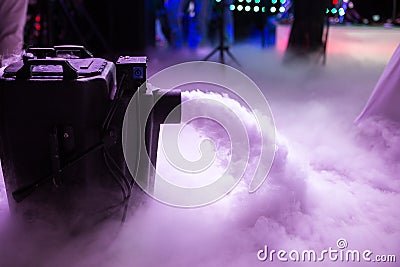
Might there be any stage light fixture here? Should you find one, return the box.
[229,0,283,15]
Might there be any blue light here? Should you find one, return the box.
[271,0,278,4]
[280,0,286,4]
[372,14,380,21]
[255,0,260,3]
[230,4,235,11]
[246,0,251,3]
[331,8,337,14]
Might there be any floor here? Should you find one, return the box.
[1,24,400,267]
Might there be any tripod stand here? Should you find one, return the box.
[203,0,240,65]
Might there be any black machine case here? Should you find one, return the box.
[0,49,130,229]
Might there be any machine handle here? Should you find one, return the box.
[26,47,56,58]
[26,46,93,59]
[16,58,78,80]
[54,45,93,58]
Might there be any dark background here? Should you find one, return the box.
[24,0,397,56]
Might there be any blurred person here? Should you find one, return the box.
[208,0,234,46]
[185,0,212,47]
[164,0,184,48]
[0,0,28,64]
[356,43,400,123]
[285,0,330,59]
[340,0,363,24]
[164,0,212,48]
[223,0,234,45]
[155,0,171,47]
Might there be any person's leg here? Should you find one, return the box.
[193,0,211,46]
[0,0,28,59]
[224,0,234,45]
[308,0,328,51]
[165,0,184,48]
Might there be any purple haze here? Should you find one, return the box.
[0,25,400,266]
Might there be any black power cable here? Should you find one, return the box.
[12,141,105,202]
